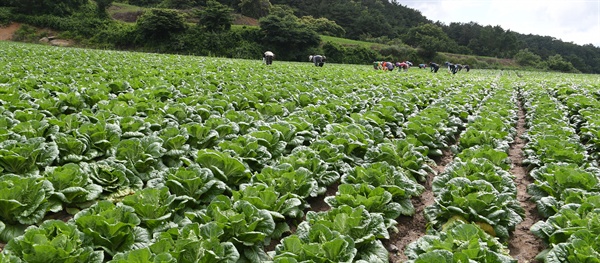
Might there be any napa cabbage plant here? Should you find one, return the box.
[303,205,389,262]
[531,195,600,247]
[185,195,275,262]
[0,175,54,242]
[405,222,516,263]
[73,200,149,256]
[0,138,58,176]
[425,178,524,240]
[252,163,321,198]
[325,183,406,228]
[196,149,251,189]
[43,163,102,212]
[232,182,305,238]
[279,146,340,191]
[147,165,226,209]
[455,145,510,170]
[148,222,240,263]
[269,223,359,263]
[108,247,176,263]
[3,220,103,263]
[115,136,166,181]
[182,122,220,150]
[341,162,424,213]
[218,135,273,172]
[80,159,142,195]
[365,140,434,182]
[121,187,179,233]
[432,159,516,196]
[158,126,192,167]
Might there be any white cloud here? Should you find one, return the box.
[399,0,600,46]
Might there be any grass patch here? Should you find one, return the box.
[320,35,386,49]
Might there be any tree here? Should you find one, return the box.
[95,0,115,18]
[300,16,345,37]
[136,9,187,40]
[196,0,234,32]
[239,0,271,19]
[7,0,88,16]
[259,5,321,61]
[403,24,455,60]
[163,0,199,9]
[322,41,346,63]
[513,49,542,68]
[546,54,578,73]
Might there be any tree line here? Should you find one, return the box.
[1,0,599,73]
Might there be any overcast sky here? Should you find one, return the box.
[398,0,600,47]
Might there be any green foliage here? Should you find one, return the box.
[0,175,54,242]
[196,0,234,32]
[239,0,271,19]
[513,48,543,68]
[547,54,579,73]
[405,222,515,263]
[259,5,320,61]
[378,45,417,63]
[3,220,104,263]
[322,41,346,63]
[95,0,114,18]
[0,7,12,26]
[122,0,163,7]
[300,15,345,37]
[7,0,88,16]
[270,223,358,262]
[343,46,380,64]
[148,223,240,262]
[43,163,103,209]
[161,0,199,9]
[136,8,187,40]
[186,195,275,262]
[73,201,148,256]
[403,24,455,59]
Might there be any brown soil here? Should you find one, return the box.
[233,15,259,26]
[386,148,454,262]
[0,23,20,41]
[508,98,545,262]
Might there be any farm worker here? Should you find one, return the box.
[396,62,408,71]
[405,61,413,67]
[263,51,275,65]
[456,64,464,71]
[382,61,394,71]
[373,61,383,70]
[445,62,458,74]
[429,62,440,73]
[464,65,470,72]
[309,55,326,67]
[418,63,427,69]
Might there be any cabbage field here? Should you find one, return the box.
[0,40,599,263]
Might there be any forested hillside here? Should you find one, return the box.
[1,0,599,73]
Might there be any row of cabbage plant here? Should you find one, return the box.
[406,76,524,262]
[520,77,600,262]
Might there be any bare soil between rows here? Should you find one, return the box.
[508,98,545,262]
[385,144,455,262]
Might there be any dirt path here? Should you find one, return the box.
[508,95,545,262]
[0,23,20,41]
[386,148,454,262]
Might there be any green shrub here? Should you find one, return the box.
[136,8,187,41]
[12,24,38,42]
[0,7,12,26]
